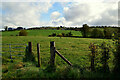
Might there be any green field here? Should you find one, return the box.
[2,29,116,79]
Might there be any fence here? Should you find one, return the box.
[37,41,72,67]
[0,43,27,62]
[1,41,72,67]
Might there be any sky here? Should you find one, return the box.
[0,0,119,28]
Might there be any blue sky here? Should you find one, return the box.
[0,1,118,28]
[40,2,64,22]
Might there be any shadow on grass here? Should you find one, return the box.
[23,46,36,65]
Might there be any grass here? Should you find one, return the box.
[2,29,82,36]
[1,29,117,79]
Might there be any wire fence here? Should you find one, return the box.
[0,43,27,61]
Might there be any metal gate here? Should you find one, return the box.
[1,43,27,62]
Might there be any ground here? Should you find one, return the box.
[1,29,116,79]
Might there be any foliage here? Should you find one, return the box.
[2,29,118,79]
[99,42,111,73]
[4,26,8,31]
[61,32,65,37]
[49,32,73,37]
[81,24,90,38]
[19,30,28,36]
[23,46,36,62]
[89,43,98,71]
[113,38,120,73]
[91,28,104,38]
[57,34,63,37]
[104,28,115,39]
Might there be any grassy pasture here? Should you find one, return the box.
[2,29,82,36]
[2,29,116,79]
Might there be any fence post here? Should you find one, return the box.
[9,44,13,62]
[28,42,32,53]
[37,43,41,67]
[55,50,72,66]
[50,41,56,66]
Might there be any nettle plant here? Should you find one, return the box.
[89,43,98,71]
[99,42,111,73]
[89,42,111,72]
[113,38,120,73]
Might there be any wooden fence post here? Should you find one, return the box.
[55,50,72,66]
[50,41,56,66]
[9,44,13,62]
[37,43,41,67]
[28,42,32,53]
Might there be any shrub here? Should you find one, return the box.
[89,43,98,71]
[68,32,73,37]
[104,28,114,39]
[19,30,28,36]
[51,33,56,37]
[57,34,63,37]
[91,28,104,38]
[65,32,73,37]
[113,38,120,73]
[99,42,111,73]
[61,32,65,37]
[23,46,36,62]
[10,35,14,36]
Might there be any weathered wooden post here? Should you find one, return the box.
[50,41,56,66]
[91,50,95,71]
[37,43,41,67]
[28,42,32,53]
[89,43,96,71]
[9,44,13,62]
[55,50,72,66]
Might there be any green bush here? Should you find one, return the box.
[19,30,28,36]
[61,32,65,37]
[113,38,120,73]
[91,29,104,38]
[99,42,111,73]
[89,43,98,71]
[57,34,63,37]
[104,28,114,39]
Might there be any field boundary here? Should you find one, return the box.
[0,43,27,62]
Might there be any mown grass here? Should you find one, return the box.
[2,29,117,79]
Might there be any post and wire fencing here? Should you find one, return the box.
[1,41,72,67]
[0,43,27,62]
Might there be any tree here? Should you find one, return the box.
[68,32,73,37]
[4,26,8,31]
[17,27,23,30]
[104,28,114,39]
[81,24,90,38]
[91,28,104,38]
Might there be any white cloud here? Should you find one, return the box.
[51,11,61,20]
[62,2,118,26]
[1,2,119,28]
[2,0,118,2]
[2,2,53,28]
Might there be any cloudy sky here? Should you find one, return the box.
[0,0,119,28]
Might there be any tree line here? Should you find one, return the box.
[81,24,120,39]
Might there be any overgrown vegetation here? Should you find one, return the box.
[19,30,28,36]
[113,38,120,74]
[49,32,73,37]
[2,29,120,79]
[81,24,90,38]
[80,24,119,39]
